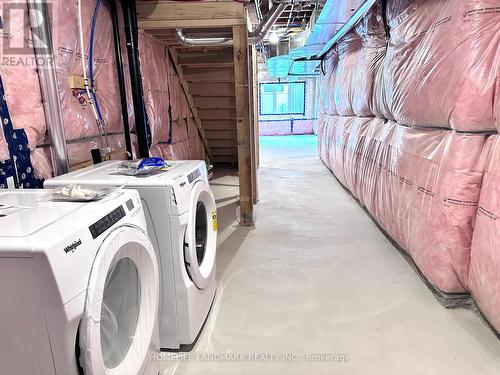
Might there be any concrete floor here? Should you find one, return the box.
[158,135,500,375]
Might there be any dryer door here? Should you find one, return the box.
[79,226,159,375]
[184,180,217,289]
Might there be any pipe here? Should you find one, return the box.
[27,0,69,176]
[249,2,286,44]
[88,0,110,153]
[175,2,287,46]
[110,0,133,159]
[121,0,150,158]
[286,3,294,28]
[76,0,104,143]
[175,30,233,47]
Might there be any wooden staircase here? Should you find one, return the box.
[137,0,257,224]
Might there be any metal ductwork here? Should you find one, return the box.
[175,30,233,47]
[176,2,287,47]
[249,2,287,44]
[27,0,70,176]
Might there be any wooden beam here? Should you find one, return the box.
[199,108,236,120]
[232,25,254,226]
[202,120,237,131]
[194,96,236,109]
[137,1,246,29]
[204,128,237,138]
[184,67,235,83]
[177,50,235,65]
[212,155,238,163]
[190,82,235,96]
[249,45,259,204]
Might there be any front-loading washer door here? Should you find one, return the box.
[184,180,217,289]
[79,226,159,375]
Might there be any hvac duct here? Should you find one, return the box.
[176,2,287,46]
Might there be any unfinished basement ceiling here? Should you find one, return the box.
[135,0,367,161]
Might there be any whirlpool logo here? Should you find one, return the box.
[64,239,82,254]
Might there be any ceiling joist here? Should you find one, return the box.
[137,0,247,30]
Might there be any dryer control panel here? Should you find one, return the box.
[89,205,126,239]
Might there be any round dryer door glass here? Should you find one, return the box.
[184,180,217,289]
[79,227,159,375]
[195,201,208,266]
[100,258,141,368]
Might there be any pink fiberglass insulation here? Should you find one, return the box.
[292,119,315,135]
[352,2,387,117]
[183,115,205,159]
[372,55,392,120]
[181,89,191,120]
[157,143,174,160]
[136,30,206,161]
[172,139,192,160]
[187,117,202,159]
[469,135,500,331]
[55,1,122,142]
[167,58,182,124]
[138,31,170,146]
[317,113,329,163]
[329,116,355,186]
[0,130,8,162]
[318,49,338,116]
[383,0,500,131]
[333,32,362,116]
[356,118,394,215]
[404,129,486,292]
[332,119,487,292]
[171,119,189,144]
[340,117,373,200]
[259,121,292,136]
[319,115,335,170]
[375,126,486,293]
[0,1,51,178]
[67,134,127,169]
[31,147,53,178]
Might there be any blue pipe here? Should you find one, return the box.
[89,0,104,124]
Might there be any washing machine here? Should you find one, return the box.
[45,160,217,349]
[0,189,159,375]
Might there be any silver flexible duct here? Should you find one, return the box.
[175,2,287,46]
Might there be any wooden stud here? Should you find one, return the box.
[232,25,254,226]
[249,45,259,204]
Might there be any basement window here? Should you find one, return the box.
[259,82,306,116]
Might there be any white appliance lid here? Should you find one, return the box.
[46,160,203,187]
[0,191,86,237]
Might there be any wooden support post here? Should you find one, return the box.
[249,45,259,204]
[233,25,254,226]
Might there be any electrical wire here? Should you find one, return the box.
[89,0,104,122]
[89,0,109,150]
[76,0,109,150]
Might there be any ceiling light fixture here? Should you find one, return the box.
[268,32,281,44]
